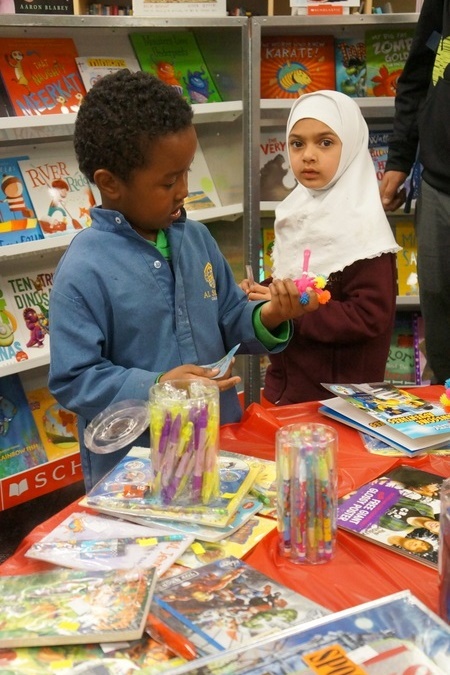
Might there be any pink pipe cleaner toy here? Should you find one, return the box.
[294,249,331,305]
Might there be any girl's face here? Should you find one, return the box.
[288,118,342,189]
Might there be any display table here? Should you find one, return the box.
[1,385,448,617]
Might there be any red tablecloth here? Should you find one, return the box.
[1,385,449,617]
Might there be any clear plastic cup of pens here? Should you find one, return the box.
[149,379,220,507]
[276,422,338,564]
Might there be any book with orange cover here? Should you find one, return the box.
[0,37,86,116]
[260,35,335,99]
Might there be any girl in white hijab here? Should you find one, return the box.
[244,90,401,405]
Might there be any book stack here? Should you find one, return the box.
[320,382,450,456]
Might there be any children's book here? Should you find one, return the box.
[260,128,296,203]
[75,55,141,91]
[84,446,261,528]
[395,218,418,296]
[175,515,277,569]
[129,31,222,104]
[152,556,329,658]
[260,35,335,99]
[1,264,54,362]
[320,382,450,454]
[0,374,47,480]
[5,0,75,14]
[0,37,86,116]
[337,465,444,568]
[0,566,157,648]
[334,35,366,97]
[368,128,390,186]
[221,449,277,517]
[25,386,79,461]
[18,150,97,238]
[115,495,264,543]
[365,28,415,97]
[0,155,43,247]
[0,276,35,368]
[184,141,222,212]
[24,510,194,575]
[384,311,417,386]
[169,590,450,675]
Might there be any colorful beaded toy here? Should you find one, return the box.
[294,249,331,306]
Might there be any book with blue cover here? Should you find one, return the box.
[0,155,43,247]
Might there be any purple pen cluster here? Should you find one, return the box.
[149,382,220,507]
[276,423,337,565]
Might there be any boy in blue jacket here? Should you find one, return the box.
[49,70,318,490]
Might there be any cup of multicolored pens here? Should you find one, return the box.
[276,422,338,564]
[149,379,220,507]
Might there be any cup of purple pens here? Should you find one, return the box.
[149,379,220,507]
[276,422,338,564]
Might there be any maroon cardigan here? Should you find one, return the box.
[264,253,397,405]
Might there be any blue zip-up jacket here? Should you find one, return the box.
[49,207,287,488]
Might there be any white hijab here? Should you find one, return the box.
[271,90,400,279]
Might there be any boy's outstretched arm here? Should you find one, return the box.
[259,278,319,330]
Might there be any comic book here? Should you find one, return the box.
[151,556,328,658]
[0,37,86,116]
[337,465,444,568]
[320,382,450,454]
[84,446,261,528]
[24,510,194,575]
[365,28,415,97]
[0,567,157,648]
[260,35,335,99]
[168,590,450,674]
[0,374,47,480]
[175,515,277,569]
[129,31,222,104]
[0,155,43,247]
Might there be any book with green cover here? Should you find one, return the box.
[0,567,157,648]
[129,31,222,104]
[365,28,414,97]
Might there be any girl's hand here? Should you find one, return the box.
[260,278,319,330]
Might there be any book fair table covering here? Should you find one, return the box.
[1,385,448,618]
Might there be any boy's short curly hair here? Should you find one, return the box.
[74,70,194,184]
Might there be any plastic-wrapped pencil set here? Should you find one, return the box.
[276,423,338,564]
[149,379,220,507]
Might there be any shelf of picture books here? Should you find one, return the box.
[0,371,83,512]
[0,19,247,253]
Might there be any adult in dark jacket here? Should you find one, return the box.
[380,0,450,384]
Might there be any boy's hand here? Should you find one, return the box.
[160,364,241,392]
[260,278,319,330]
[240,279,271,301]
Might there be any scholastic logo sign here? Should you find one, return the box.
[1,452,82,511]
